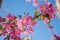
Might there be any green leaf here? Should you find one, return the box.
[39,14,44,20]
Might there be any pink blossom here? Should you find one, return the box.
[54,34,60,40]
[6,14,16,21]
[14,37,21,40]
[22,30,29,34]
[16,15,37,28]
[27,27,33,33]
[33,0,38,6]
[2,22,11,35]
[16,19,26,31]
[25,0,31,2]
[44,17,49,23]
[25,0,38,6]
[16,15,37,34]
[23,15,37,27]
[39,3,56,18]
[10,30,20,38]
[2,19,21,37]
[22,27,33,34]
[0,14,37,39]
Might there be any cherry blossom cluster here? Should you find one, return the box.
[0,14,37,40]
[25,0,60,40]
[0,0,60,40]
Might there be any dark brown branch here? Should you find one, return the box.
[0,0,2,8]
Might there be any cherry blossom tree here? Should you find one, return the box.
[0,0,60,40]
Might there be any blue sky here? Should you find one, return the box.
[0,0,60,40]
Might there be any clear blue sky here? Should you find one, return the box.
[0,0,60,40]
